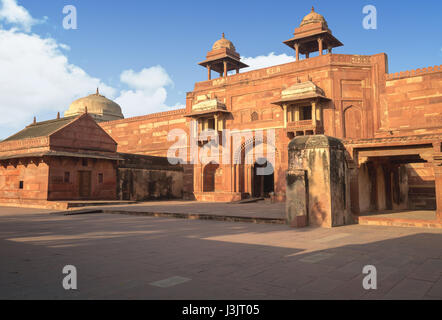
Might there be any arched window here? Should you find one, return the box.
[251,111,259,122]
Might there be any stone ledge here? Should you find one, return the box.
[103,210,285,225]
[358,216,442,229]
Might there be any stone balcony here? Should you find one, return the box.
[286,120,324,136]
[197,130,224,145]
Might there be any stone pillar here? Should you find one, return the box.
[312,101,317,123]
[286,169,308,227]
[316,103,322,123]
[434,153,442,219]
[208,66,211,80]
[223,61,227,78]
[294,106,300,121]
[236,68,239,74]
[235,164,240,193]
[318,37,323,55]
[328,46,332,54]
[348,161,360,215]
[283,104,287,128]
[286,135,352,228]
[294,43,300,61]
[305,52,310,59]
[248,165,253,195]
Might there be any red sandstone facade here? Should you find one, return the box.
[1,8,441,221]
[0,114,119,207]
[99,9,441,220]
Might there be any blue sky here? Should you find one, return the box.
[0,0,441,138]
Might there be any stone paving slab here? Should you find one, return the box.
[1,207,442,299]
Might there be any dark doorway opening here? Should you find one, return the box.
[253,159,274,198]
[203,163,219,192]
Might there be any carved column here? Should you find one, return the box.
[434,153,442,220]
[208,65,211,80]
[283,104,287,128]
[214,114,218,132]
[315,102,322,122]
[312,101,317,123]
[294,43,300,61]
[318,37,323,55]
[223,61,227,78]
[294,106,300,121]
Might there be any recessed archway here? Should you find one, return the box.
[253,158,275,198]
[203,163,219,192]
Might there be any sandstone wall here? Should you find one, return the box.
[379,66,442,137]
[116,153,183,201]
[0,161,49,205]
[47,157,117,201]
[99,109,188,157]
[50,115,117,153]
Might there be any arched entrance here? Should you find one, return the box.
[253,158,274,198]
[203,163,219,192]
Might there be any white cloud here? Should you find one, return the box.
[116,66,176,118]
[0,0,182,139]
[0,28,115,138]
[0,0,41,32]
[241,52,295,71]
[120,66,172,91]
[0,0,183,139]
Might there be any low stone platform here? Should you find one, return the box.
[52,200,286,224]
[358,210,442,229]
[0,200,137,210]
[63,200,137,209]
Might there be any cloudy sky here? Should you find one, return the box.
[0,0,441,139]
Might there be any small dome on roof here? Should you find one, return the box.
[300,6,328,28]
[64,88,124,122]
[212,33,236,51]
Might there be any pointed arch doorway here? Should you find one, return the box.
[252,158,275,198]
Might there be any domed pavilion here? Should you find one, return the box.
[198,33,249,80]
[283,6,343,60]
[64,89,124,122]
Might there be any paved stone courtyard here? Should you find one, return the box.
[1,205,442,300]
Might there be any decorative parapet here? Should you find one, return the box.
[330,54,371,65]
[100,108,186,125]
[286,120,324,136]
[194,54,373,91]
[343,133,442,146]
[385,64,442,80]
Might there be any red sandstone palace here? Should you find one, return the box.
[1,8,441,224]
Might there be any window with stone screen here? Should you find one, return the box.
[251,112,259,122]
